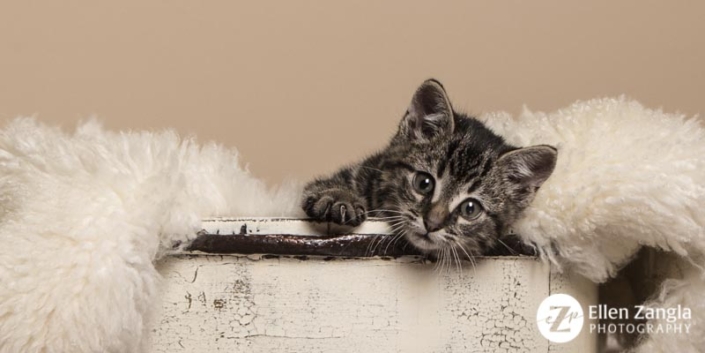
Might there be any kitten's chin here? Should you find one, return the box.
[405,231,446,252]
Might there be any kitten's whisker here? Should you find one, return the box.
[370,234,387,254]
[453,246,466,279]
[455,240,477,277]
[468,253,477,276]
[376,224,406,255]
[451,245,462,273]
[439,250,446,275]
[377,229,397,255]
[367,236,383,256]
[390,229,407,249]
[365,231,384,256]
[387,229,404,243]
[445,248,451,275]
[496,238,517,255]
[366,209,408,216]
[361,166,385,174]
[367,215,405,219]
[383,232,404,254]
[377,219,407,254]
[454,241,471,261]
[438,248,448,276]
[370,234,388,256]
[367,216,403,256]
[371,225,400,255]
[367,216,405,223]
[432,250,441,274]
[388,222,405,233]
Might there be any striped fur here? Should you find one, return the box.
[303,79,556,257]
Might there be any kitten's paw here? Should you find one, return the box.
[303,189,367,227]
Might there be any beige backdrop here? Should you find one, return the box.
[1,1,703,186]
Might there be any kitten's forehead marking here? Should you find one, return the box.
[431,170,447,203]
[449,181,485,212]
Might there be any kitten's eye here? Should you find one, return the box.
[412,172,435,195]
[459,199,483,220]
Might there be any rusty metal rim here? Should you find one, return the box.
[185,233,536,258]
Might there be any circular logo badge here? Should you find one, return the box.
[536,293,584,343]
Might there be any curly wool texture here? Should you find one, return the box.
[482,97,705,353]
[482,97,705,282]
[632,262,705,353]
[0,119,302,353]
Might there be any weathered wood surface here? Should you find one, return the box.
[150,218,597,352]
[186,218,534,257]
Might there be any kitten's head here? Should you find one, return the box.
[378,79,556,256]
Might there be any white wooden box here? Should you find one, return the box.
[150,218,598,352]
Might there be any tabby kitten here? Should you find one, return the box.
[302,79,557,256]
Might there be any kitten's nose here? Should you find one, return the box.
[424,203,448,232]
[424,218,443,232]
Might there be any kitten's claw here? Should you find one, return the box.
[331,201,366,226]
[303,190,367,227]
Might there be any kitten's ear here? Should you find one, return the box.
[497,145,557,189]
[399,79,454,141]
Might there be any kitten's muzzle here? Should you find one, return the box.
[407,231,439,251]
[423,202,448,232]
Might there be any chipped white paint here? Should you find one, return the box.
[150,219,598,352]
[200,217,392,236]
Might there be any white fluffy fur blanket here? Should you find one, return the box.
[0,119,302,352]
[482,98,705,352]
[0,97,703,352]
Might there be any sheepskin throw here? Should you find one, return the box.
[0,119,302,352]
[482,97,705,352]
[1,97,703,352]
